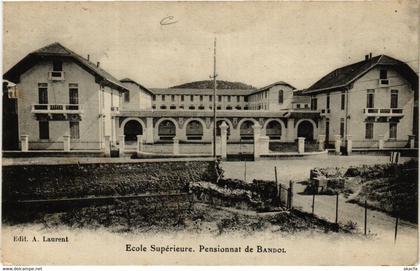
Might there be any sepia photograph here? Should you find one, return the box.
[1,0,419,267]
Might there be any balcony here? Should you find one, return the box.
[48,71,65,81]
[31,104,82,115]
[364,108,404,118]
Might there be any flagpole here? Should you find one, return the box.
[212,38,217,158]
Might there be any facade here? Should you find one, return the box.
[4,42,128,150]
[3,43,418,152]
[301,54,418,148]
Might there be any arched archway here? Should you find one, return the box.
[158,120,176,140]
[297,120,314,141]
[265,120,282,140]
[240,120,255,140]
[123,120,143,142]
[186,120,204,140]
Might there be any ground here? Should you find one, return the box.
[221,155,418,242]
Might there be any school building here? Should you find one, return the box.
[3,42,418,154]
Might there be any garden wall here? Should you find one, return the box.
[2,160,218,201]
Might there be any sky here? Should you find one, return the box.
[3,1,419,89]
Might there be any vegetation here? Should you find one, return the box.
[171,80,256,90]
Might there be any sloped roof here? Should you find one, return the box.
[120,77,154,95]
[4,42,128,92]
[303,55,418,94]
[150,88,256,96]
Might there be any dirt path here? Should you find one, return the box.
[221,155,418,241]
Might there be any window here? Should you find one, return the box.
[265,92,268,98]
[162,95,165,101]
[217,106,221,110]
[244,96,248,102]
[181,95,184,101]
[218,96,221,102]
[171,95,175,102]
[179,105,184,109]
[380,69,388,79]
[278,90,284,104]
[297,104,301,109]
[152,95,156,101]
[170,105,176,110]
[227,96,231,102]
[209,95,212,102]
[310,97,317,110]
[391,90,398,108]
[189,105,195,110]
[152,105,156,109]
[304,104,309,108]
[69,84,79,104]
[39,121,49,139]
[190,95,194,102]
[226,106,232,110]
[38,83,48,104]
[389,123,397,139]
[70,122,80,139]
[237,96,240,102]
[340,118,345,138]
[123,91,130,103]
[341,92,345,110]
[160,105,166,109]
[367,89,375,108]
[365,122,374,139]
[198,105,205,110]
[200,95,203,102]
[53,61,63,71]
[326,93,330,109]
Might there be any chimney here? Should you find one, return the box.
[369,52,372,59]
[365,54,369,61]
[87,54,90,61]
[97,61,100,67]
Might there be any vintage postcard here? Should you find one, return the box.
[1,1,419,267]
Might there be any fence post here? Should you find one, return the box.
[173,137,180,155]
[312,193,315,215]
[274,167,279,206]
[335,193,339,224]
[334,135,341,154]
[119,134,125,156]
[20,135,29,152]
[63,135,71,152]
[408,135,415,149]
[364,200,368,235]
[346,135,352,155]
[288,180,294,209]
[378,135,384,150]
[298,137,305,154]
[318,134,326,151]
[137,135,143,152]
[219,121,228,159]
[253,123,262,160]
[394,216,399,244]
[104,135,111,157]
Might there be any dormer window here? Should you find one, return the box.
[53,61,63,71]
[380,69,387,79]
[49,60,64,81]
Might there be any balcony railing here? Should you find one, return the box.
[31,104,82,114]
[364,108,404,117]
[48,71,65,81]
[320,108,331,116]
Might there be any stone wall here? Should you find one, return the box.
[2,160,218,201]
